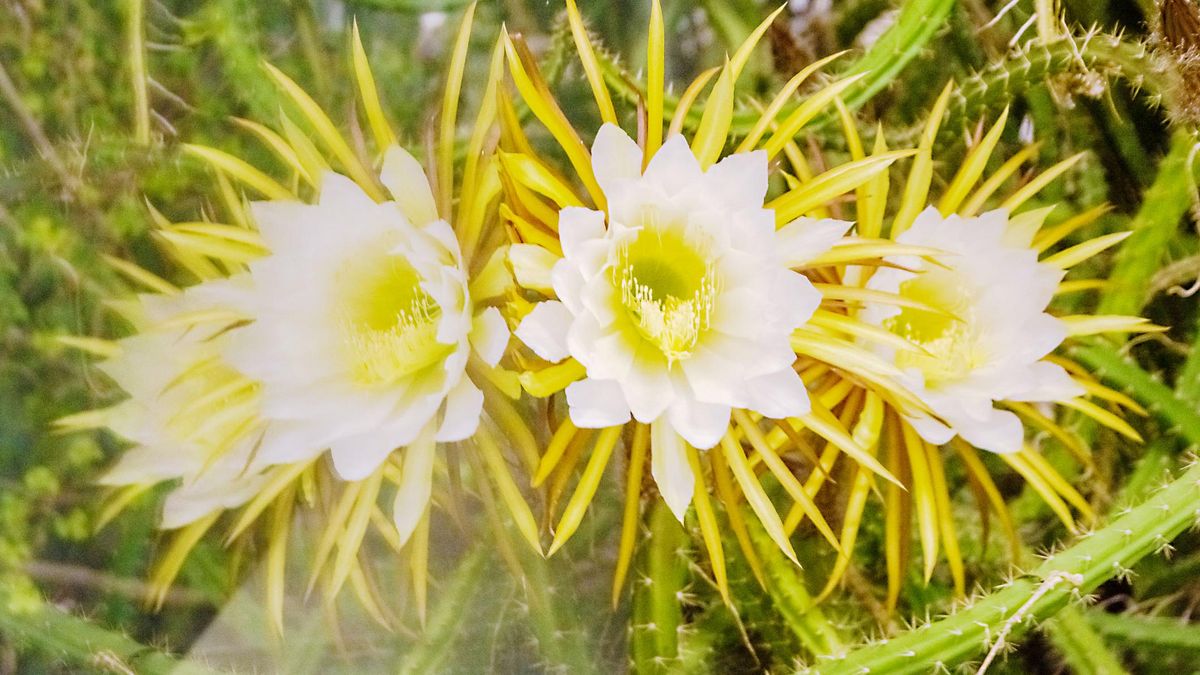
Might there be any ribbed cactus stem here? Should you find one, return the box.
[1085,610,1200,654]
[594,0,955,134]
[1069,343,1200,448]
[1097,132,1200,317]
[630,501,689,674]
[940,33,1167,141]
[396,548,488,675]
[0,585,219,675]
[743,513,845,661]
[1043,605,1131,675]
[816,456,1200,674]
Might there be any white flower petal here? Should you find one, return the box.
[651,418,694,523]
[100,444,202,485]
[392,423,438,547]
[776,217,853,267]
[667,396,730,450]
[1007,361,1086,403]
[642,134,702,197]
[704,150,768,210]
[317,171,376,212]
[436,377,484,442]
[681,346,746,407]
[957,407,1025,454]
[508,244,560,294]
[421,220,463,263]
[380,145,438,226]
[470,307,509,367]
[743,368,811,419]
[772,270,822,330]
[252,422,328,469]
[558,207,607,260]
[161,467,267,530]
[907,413,956,446]
[330,430,401,481]
[566,378,632,428]
[591,123,644,196]
[515,301,573,362]
[621,347,675,422]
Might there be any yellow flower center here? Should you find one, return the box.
[336,249,452,386]
[614,214,717,363]
[885,270,981,385]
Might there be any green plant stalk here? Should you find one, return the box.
[1069,343,1200,447]
[816,457,1200,674]
[940,34,1167,142]
[721,521,803,666]
[125,0,150,144]
[1085,611,1200,654]
[1098,131,1200,316]
[0,584,219,675]
[1044,605,1130,675]
[745,512,844,660]
[596,0,955,134]
[631,501,688,673]
[517,534,598,674]
[1175,307,1200,409]
[396,547,488,675]
[822,0,956,116]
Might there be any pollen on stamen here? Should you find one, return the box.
[342,295,445,385]
[615,237,718,363]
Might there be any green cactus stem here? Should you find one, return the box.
[630,501,690,674]
[744,513,845,661]
[1085,610,1200,656]
[1069,343,1200,448]
[0,583,220,675]
[939,33,1168,143]
[815,456,1200,674]
[1098,131,1200,317]
[396,547,488,675]
[1044,605,1131,675]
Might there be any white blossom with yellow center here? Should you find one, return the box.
[515,124,841,520]
[861,207,1083,453]
[98,283,270,529]
[100,147,508,541]
[224,148,508,481]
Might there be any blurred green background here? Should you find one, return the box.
[1,0,1199,672]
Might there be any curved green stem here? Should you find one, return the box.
[817,347,1200,673]
[1098,131,1200,317]
[816,457,1200,674]
[1069,343,1200,448]
[0,583,221,675]
[597,0,956,135]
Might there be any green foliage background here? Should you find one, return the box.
[1,0,1199,672]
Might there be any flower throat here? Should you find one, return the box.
[614,219,717,363]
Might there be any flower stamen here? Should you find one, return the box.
[614,219,717,363]
[337,251,450,385]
